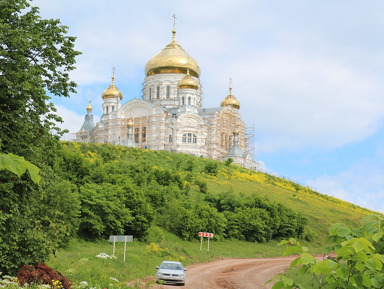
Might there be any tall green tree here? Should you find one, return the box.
[0,0,80,275]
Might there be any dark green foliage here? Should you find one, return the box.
[205,191,307,242]
[78,183,132,239]
[225,158,233,166]
[204,161,218,175]
[185,159,194,172]
[122,185,153,240]
[54,142,308,245]
[0,0,80,275]
[0,170,80,275]
[0,0,80,159]
[195,179,208,194]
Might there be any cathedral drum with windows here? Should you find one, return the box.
[76,25,259,170]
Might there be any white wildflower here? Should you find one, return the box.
[95,253,111,259]
[109,277,119,282]
[79,281,89,288]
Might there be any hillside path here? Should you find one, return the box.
[149,256,302,289]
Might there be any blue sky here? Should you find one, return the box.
[32,0,384,213]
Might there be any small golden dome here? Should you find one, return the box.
[86,100,92,111]
[102,75,123,100]
[145,29,201,77]
[221,81,240,109]
[221,94,240,109]
[178,69,198,90]
[127,118,134,127]
[233,126,240,135]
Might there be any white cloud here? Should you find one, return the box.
[229,50,384,153]
[307,154,384,213]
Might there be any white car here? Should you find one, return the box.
[156,261,187,286]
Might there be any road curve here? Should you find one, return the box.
[150,256,299,289]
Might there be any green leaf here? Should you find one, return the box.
[335,265,349,279]
[271,281,284,289]
[0,153,41,184]
[301,253,317,265]
[355,261,365,272]
[373,253,384,263]
[352,237,375,253]
[2,153,26,177]
[371,274,384,288]
[283,245,302,256]
[362,274,372,287]
[25,161,41,184]
[335,245,354,258]
[281,276,294,286]
[290,256,302,268]
[329,223,351,237]
[311,259,338,275]
[365,257,382,271]
[337,226,352,237]
[372,232,383,242]
[354,250,369,262]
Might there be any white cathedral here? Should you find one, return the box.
[76,25,259,170]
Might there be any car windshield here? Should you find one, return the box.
[160,262,183,270]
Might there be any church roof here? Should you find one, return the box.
[80,101,95,133]
[198,107,221,116]
[145,28,201,77]
[178,68,199,89]
[102,73,123,100]
[220,79,240,109]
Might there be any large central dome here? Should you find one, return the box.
[145,29,201,77]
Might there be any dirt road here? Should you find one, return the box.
[150,256,299,289]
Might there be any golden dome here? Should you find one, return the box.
[86,100,92,111]
[127,118,134,127]
[178,69,199,89]
[221,81,240,109]
[145,29,201,77]
[102,74,123,100]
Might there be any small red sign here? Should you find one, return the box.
[198,232,214,238]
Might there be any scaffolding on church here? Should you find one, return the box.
[244,124,255,159]
[245,124,255,159]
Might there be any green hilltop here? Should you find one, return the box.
[57,141,374,245]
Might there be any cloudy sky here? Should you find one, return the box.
[31,0,384,213]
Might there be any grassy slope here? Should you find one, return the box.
[47,143,377,286]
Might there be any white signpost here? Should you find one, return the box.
[198,232,214,252]
[109,235,133,262]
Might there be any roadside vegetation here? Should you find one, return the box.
[270,214,384,288]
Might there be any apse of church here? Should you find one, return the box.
[76,22,259,170]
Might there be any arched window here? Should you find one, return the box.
[169,134,172,143]
[156,86,160,99]
[166,86,170,99]
[182,97,185,105]
[182,133,197,144]
[188,96,191,105]
[149,87,152,99]
[106,106,109,114]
